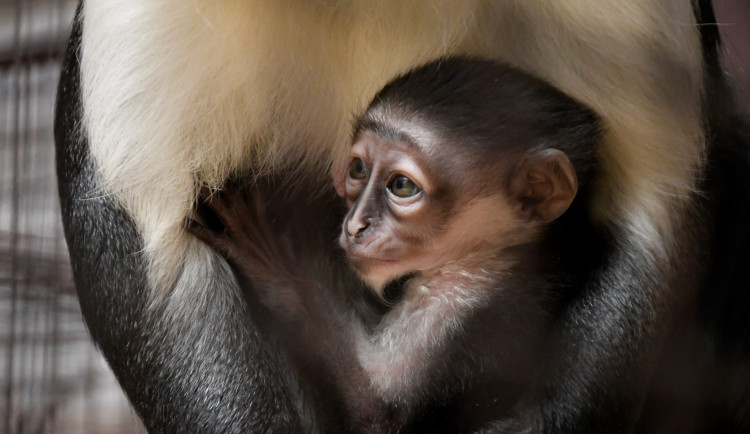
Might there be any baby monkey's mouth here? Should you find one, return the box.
[341,239,402,269]
[346,252,399,265]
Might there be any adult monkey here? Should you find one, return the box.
[55,1,749,433]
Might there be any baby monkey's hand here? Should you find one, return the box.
[187,185,296,292]
[187,184,333,330]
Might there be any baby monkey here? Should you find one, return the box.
[189,57,600,432]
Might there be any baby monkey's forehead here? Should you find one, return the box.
[351,129,445,175]
[358,118,504,178]
[354,113,442,153]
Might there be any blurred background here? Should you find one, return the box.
[1,0,144,432]
[0,0,747,433]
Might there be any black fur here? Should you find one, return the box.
[358,57,600,185]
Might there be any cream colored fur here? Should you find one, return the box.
[357,259,506,403]
[80,0,704,300]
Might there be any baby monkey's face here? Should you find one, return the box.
[338,128,522,294]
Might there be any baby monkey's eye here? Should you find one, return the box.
[388,176,421,198]
[349,158,367,180]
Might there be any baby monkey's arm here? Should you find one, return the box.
[187,186,397,432]
[187,186,310,316]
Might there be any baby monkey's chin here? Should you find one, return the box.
[347,256,411,295]
[361,271,410,295]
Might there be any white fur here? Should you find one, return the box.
[80,0,704,301]
[356,258,510,403]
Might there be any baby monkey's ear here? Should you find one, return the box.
[509,148,578,223]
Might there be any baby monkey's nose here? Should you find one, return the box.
[347,216,371,239]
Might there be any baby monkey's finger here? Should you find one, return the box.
[198,186,243,230]
[186,218,230,252]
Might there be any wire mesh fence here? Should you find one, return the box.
[1,1,143,432]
